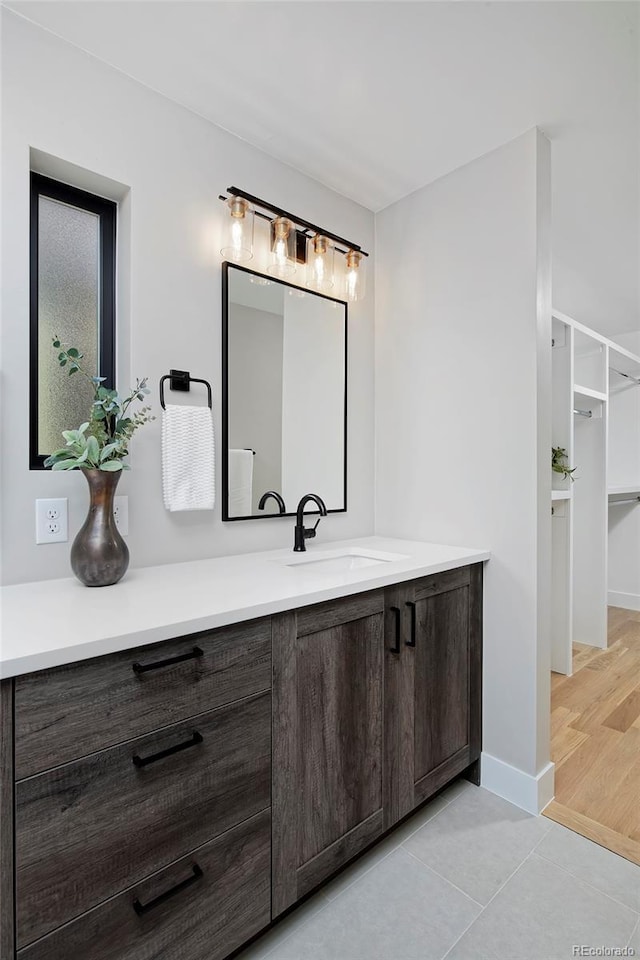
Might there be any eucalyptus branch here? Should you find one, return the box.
[44,338,153,472]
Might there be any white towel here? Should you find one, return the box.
[228,449,254,517]
[162,405,215,511]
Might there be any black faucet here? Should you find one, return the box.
[294,494,327,552]
[258,491,286,515]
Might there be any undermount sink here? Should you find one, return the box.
[283,548,409,573]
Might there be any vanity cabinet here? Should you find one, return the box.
[271,591,386,916]
[0,562,483,960]
[384,565,483,828]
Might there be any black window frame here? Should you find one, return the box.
[29,172,117,469]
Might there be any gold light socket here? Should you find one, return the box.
[272,216,293,241]
[228,196,249,219]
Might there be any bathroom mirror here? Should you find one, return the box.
[222,263,347,520]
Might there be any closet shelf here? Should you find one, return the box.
[608,485,640,497]
[573,384,607,402]
[552,490,572,501]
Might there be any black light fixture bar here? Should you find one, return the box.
[220,185,369,257]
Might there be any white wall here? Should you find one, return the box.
[608,331,640,610]
[0,11,375,584]
[375,129,553,812]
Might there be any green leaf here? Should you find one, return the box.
[66,347,80,358]
[86,436,100,464]
[51,459,80,470]
[60,359,67,367]
[100,443,119,461]
[100,460,123,471]
[52,339,61,348]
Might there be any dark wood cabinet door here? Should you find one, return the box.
[272,591,385,917]
[384,565,482,828]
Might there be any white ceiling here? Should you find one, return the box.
[5,1,639,334]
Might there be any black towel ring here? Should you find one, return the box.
[159,370,213,410]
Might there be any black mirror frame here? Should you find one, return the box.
[221,261,348,522]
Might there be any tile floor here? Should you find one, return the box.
[238,780,640,960]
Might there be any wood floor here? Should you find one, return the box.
[545,606,640,865]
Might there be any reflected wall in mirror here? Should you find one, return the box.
[222,263,347,521]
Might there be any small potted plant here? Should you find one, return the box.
[552,447,576,487]
[44,338,153,586]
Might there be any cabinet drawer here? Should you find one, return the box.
[16,691,271,948]
[18,808,271,960]
[15,617,271,778]
[411,565,471,600]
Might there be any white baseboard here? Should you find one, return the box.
[608,591,640,612]
[481,753,555,815]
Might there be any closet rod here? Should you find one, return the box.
[573,408,593,418]
[610,367,640,385]
[608,496,640,506]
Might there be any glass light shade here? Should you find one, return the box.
[306,235,335,292]
[344,249,366,302]
[267,217,297,277]
[220,196,254,262]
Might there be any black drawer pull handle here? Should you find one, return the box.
[133,864,203,916]
[132,731,203,768]
[132,646,203,676]
[405,601,417,647]
[389,606,401,654]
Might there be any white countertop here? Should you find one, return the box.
[0,536,489,678]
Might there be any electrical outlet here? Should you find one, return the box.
[113,496,129,536]
[36,498,68,544]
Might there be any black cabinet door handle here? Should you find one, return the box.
[389,606,402,654]
[132,645,204,676]
[405,601,417,647]
[132,731,203,769]
[133,864,203,916]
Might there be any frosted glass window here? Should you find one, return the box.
[30,174,116,467]
[38,198,100,456]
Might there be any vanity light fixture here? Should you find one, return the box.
[218,186,368,301]
[345,249,366,303]
[307,235,335,292]
[268,217,297,278]
[220,196,254,263]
